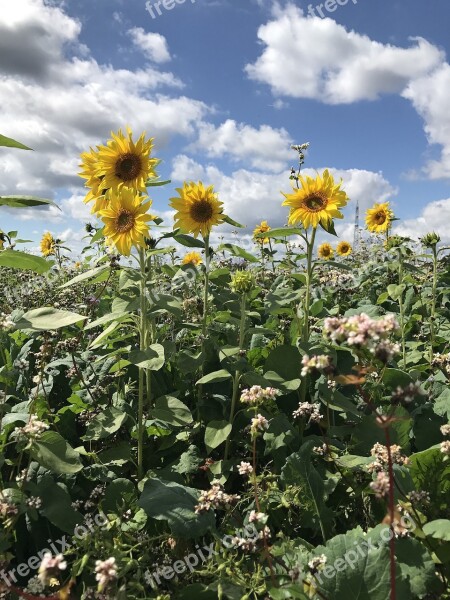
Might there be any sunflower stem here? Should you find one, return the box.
[137,247,148,481]
[429,245,438,364]
[197,235,211,419]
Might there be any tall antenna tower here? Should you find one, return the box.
[353,200,360,249]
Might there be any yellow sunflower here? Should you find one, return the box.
[95,127,159,194]
[79,147,104,206]
[182,251,203,266]
[282,169,348,229]
[365,202,394,234]
[336,240,352,256]
[40,232,56,257]
[170,181,224,239]
[253,220,271,244]
[318,242,333,260]
[98,189,154,256]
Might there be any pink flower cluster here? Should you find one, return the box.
[195,481,240,514]
[240,386,279,406]
[324,313,400,361]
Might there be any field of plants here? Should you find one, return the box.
[0,131,449,600]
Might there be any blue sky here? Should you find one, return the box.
[1,0,450,255]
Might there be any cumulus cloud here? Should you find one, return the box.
[128,27,171,63]
[190,120,292,171]
[245,4,443,104]
[403,64,450,179]
[394,197,450,242]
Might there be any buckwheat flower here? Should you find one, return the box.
[95,557,117,592]
[313,444,327,456]
[38,553,67,586]
[370,471,390,498]
[292,402,323,424]
[0,312,15,331]
[249,510,267,524]
[408,490,430,504]
[367,443,409,473]
[238,461,253,476]
[440,441,450,456]
[195,481,240,514]
[240,386,279,407]
[441,424,450,437]
[308,554,327,572]
[15,415,49,440]
[250,414,269,437]
[301,354,331,377]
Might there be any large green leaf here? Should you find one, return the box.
[15,307,87,330]
[59,265,108,289]
[423,519,450,541]
[129,344,165,371]
[82,407,128,441]
[0,250,51,273]
[217,243,258,262]
[174,234,205,248]
[0,195,59,209]
[152,396,193,426]
[0,134,32,150]
[196,369,232,385]
[30,431,83,474]
[255,226,305,239]
[138,478,215,537]
[205,420,232,451]
[36,475,83,533]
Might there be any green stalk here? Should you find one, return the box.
[397,249,406,366]
[224,293,246,461]
[430,245,438,364]
[303,227,317,341]
[197,235,211,415]
[137,247,148,480]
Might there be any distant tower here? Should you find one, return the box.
[353,200,360,250]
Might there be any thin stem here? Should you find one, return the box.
[137,247,148,481]
[385,427,397,600]
[197,235,210,417]
[224,294,246,461]
[429,246,438,364]
[303,227,317,341]
[397,249,406,366]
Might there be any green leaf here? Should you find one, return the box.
[30,431,83,474]
[387,283,406,301]
[423,519,450,541]
[138,478,215,537]
[196,369,232,385]
[205,420,232,451]
[433,388,450,419]
[0,250,51,273]
[0,134,32,150]
[174,234,205,248]
[319,219,338,236]
[145,178,171,187]
[255,226,304,239]
[0,195,59,209]
[15,307,87,330]
[152,396,193,426]
[217,243,258,262]
[281,441,333,535]
[59,265,108,288]
[103,479,137,513]
[129,344,165,371]
[82,407,128,441]
[222,214,245,228]
[36,475,83,533]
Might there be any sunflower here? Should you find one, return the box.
[282,169,348,229]
[98,189,154,256]
[79,147,104,207]
[182,251,203,266]
[365,202,394,234]
[253,220,271,244]
[170,181,224,238]
[318,242,333,260]
[95,127,159,194]
[336,240,352,256]
[40,232,56,257]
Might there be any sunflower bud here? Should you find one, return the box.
[230,271,255,295]
[420,232,440,249]
[384,235,405,250]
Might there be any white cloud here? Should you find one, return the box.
[0,0,208,205]
[190,119,292,171]
[394,197,450,242]
[245,4,443,104]
[403,64,450,179]
[128,27,171,64]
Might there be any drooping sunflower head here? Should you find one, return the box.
[79,147,104,206]
[182,251,203,266]
[98,189,154,256]
[253,220,271,244]
[282,169,349,229]
[40,232,56,257]
[365,202,394,234]
[336,240,352,257]
[0,231,5,251]
[95,127,159,194]
[170,181,225,239]
[318,242,333,260]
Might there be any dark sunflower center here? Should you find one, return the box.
[115,153,142,182]
[341,244,349,252]
[374,211,386,225]
[190,199,214,223]
[322,247,331,256]
[303,194,327,212]
[115,210,135,233]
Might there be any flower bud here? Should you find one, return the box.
[230,270,255,294]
